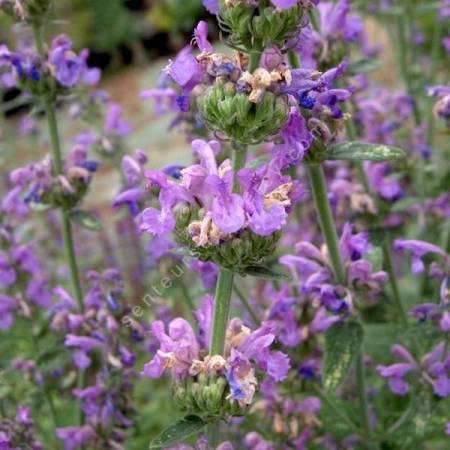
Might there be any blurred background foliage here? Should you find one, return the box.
[0,0,446,75]
[0,0,211,70]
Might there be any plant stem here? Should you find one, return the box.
[61,208,84,311]
[210,269,234,355]
[306,164,346,284]
[207,141,248,437]
[356,349,371,439]
[382,242,408,326]
[308,164,378,447]
[32,22,84,311]
[232,147,247,191]
[249,50,261,73]
[31,21,86,433]
[233,283,260,326]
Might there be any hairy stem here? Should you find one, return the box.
[306,165,346,284]
[210,269,234,355]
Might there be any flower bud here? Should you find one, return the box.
[219,1,304,53]
[179,226,282,274]
[173,374,246,422]
[198,81,289,145]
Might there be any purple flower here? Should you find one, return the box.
[318,0,363,42]
[190,260,218,290]
[271,0,299,8]
[394,239,449,275]
[65,335,104,351]
[56,426,94,450]
[202,0,219,14]
[49,35,85,87]
[0,295,18,330]
[310,307,340,333]
[0,251,16,287]
[167,46,204,93]
[142,318,200,380]
[193,21,213,53]
[238,321,290,381]
[273,107,313,167]
[104,103,131,137]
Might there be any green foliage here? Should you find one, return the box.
[327,142,406,162]
[244,264,291,281]
[149,0,205,33]
[149,415,207,449]
[322,321,364,393]
[69,209,102,231]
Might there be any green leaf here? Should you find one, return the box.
[149,415,207,449]
[323,321,364,393]
[390,197,419,213]
[29,202,51,212]
[327,142,406,162]
[347,58,382,75]
[69,210,102,231]
[244,265,291,281]
[364,247,383,272]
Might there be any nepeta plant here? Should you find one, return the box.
[0,0,449,449]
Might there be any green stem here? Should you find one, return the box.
[32,23,84,311]
[210,269,234,355]
[61,208,84,311]
[382,242,408,326]
[233,283,260,326]
[249,50,261,73]
[307,164,378,447]
[32,20,85,431]
[31,20,44,55]
[232,147,247,191]
[306,165,346,284]
[356,350,371,439]
[206,140,249,438]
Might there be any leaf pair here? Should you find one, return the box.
[327,142,406,163]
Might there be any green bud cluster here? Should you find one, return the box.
[173,374,245,422]
[32,176,89,210]
[198,81,289,145]
[17,70,59,103]
[176,210,281,274]
[218,1,304,52]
